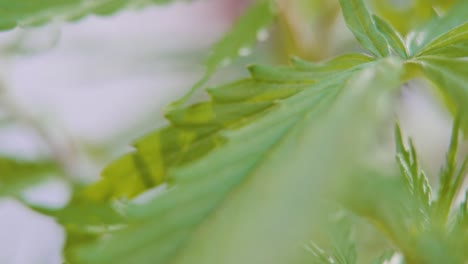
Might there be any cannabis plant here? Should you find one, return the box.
[0,0,467,263]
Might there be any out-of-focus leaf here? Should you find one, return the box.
[290,53,373,71]
[0,157,57,196]
[338,0,390,57]
[408,0,468,56]
[413,23,468,58]
[84,53,375,201]
[373,15,408,58]
[432,0,456,12]
[371,250,395,264]
[368,0,434,35]
[394,124,432,210]
[414,57,468,126]
[432,117,468,222]
[409,1,468,129]
[33,199,125,228]
[168,0,276,109]
[0,0,184,31]
[74,57,403,264]
[345,119,468,264]
[305,214,357,264]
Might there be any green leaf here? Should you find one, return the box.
[371,250,395,264]
[418,23,468,57]
[168,0,276,109]
[433,116,468,222]
[348,120,468,264]
[394,124,432,210]
[290,53,373,71]
[84,54,376,201]
[0,0,182,31]
[74,56,403,264]
[372,15,408,58]
[29,188,127,263]
[305,214,357,264]
[369,0,435,36]
[414,57,468,126]
[408,0,468,56]
[338,0,391,57]
[0,157,58,196]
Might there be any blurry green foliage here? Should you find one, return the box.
[0,157,58,196]
[0,0,182,30]
[0,0,467,264]
[170,0,276,109]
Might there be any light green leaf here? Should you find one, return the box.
[84,54,375,201]
[338,0,391,57]
[408,0,468,56]
[0,0,182,30]
[168,0,276,109]
[432,116,468,222]
[371,251,395,264]
[394,124,432,210]
[0,157,57,196]
[305,214,357,264]
[33,190,127,263]
[418,23,468,57]
[432,0,457,12]
[74,57,403,264]
[369,0,435,36]
[347,120,468,264]
[372,15,408,58]
[414,56,468,125]
[290,53,373,71]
